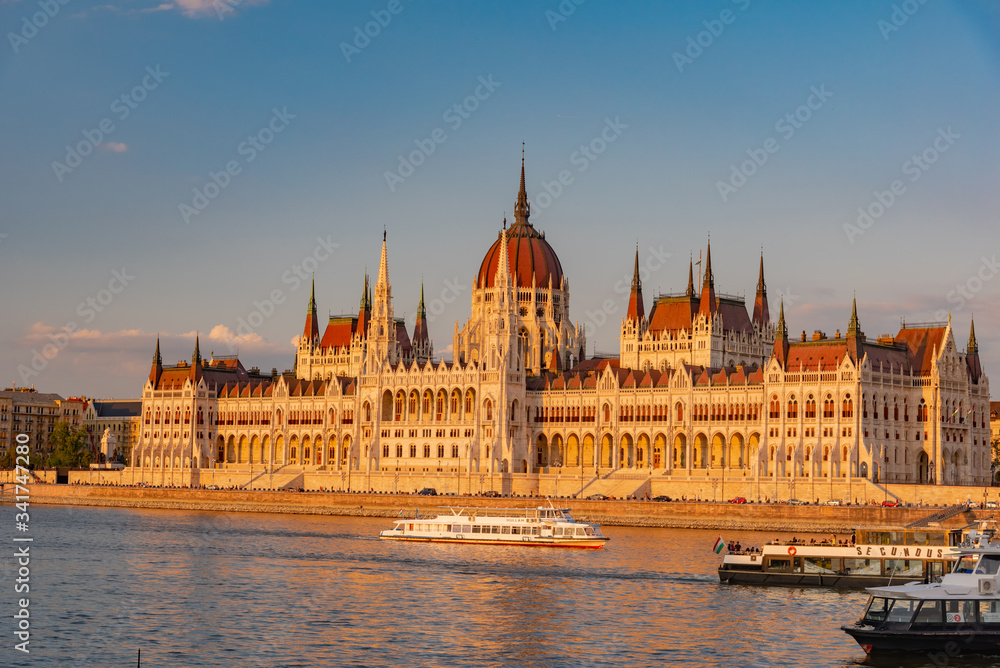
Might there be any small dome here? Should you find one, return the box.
[477,221,563,290]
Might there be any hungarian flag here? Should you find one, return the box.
[712,536,725,554]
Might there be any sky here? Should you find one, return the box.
[2,0,999,399]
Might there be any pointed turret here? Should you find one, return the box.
[773,299,789,369]
[967,315,983,383]
[376,230,388,288]
[846,294,864,363]
[149,337,162,387]
[412,282,430,346]
[626,245,645,322]
[189,334,203,383]
[513,146,530,225]
[697,240,717,319]
[303,275,319,343]
[494,217,512,288]
[752,252,770,327]
[356,271,370,336]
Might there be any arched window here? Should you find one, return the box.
[484,399,493,421]
[842,395,853,418]
[363,402,372,422]
[394,392,404,421]
[805,395,816,419]
[787,397,798,419]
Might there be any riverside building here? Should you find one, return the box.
[131,159,991,493]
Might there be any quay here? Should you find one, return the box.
[10,482,998,533]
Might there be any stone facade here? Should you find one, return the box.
[131,159,991,489]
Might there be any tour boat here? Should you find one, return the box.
[379,505,610,549]
[843,522,1000,656]
[719,526,961,588]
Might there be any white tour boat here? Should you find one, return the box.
[379,505,610,549]
[843,521,1000,656]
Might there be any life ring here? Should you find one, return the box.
[788,546,797,556]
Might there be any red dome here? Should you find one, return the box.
[477,221,564,290]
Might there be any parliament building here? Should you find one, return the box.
[132,159,992,494]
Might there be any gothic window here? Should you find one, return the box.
[787,397,798,419]
[451,444,459,458]
[423,444,431,458]
[805,396,816,419]
[842,395,853,418]
[409,444,417,457]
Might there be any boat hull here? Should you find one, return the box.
[379,534,608,549]
[719,568,929,588]
[843,625,1000,656]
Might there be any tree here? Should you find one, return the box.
[992,437,1000,483]
[46,422,92,468]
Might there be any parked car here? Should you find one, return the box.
[651,495,671,502]
[417,488,437,496]
[728,497,747,504]
[786,499,806,505]
[881,500,900,507]
[587,494,609,500]
[482,490,501,498]
[823,499,843,506]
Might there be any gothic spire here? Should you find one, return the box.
[848,293,860,337]
[752,251,769,326]
[774,299,790,369]
[307,275,316,315]
[376,232,388,287]
[192,333,201,365]
[698,239,717,318]
[153,336,161,366]
[626,244,644,322]
[149,336,162,387]
[513,145,531,225]
[969,315,979,355]
[303,275,319,342]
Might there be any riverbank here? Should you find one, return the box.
[12,483,987,532]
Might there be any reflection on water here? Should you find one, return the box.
[3,506,974,667]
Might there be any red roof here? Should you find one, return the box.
[893,326,947,374]
[320,317,357,350]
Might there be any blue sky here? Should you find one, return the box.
[2,0,999,398]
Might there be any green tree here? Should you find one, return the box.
[46,422,92,468]
[992,436,1000,483]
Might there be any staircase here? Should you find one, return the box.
[906,503,970,528]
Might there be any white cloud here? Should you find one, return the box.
[102,141,128,153]
[173,0,270,19]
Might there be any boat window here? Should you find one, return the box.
[492,526,501,534]
[862,597,892,624]
[501,526,510,534]
[945,600,977,624]
[585,527,595,536]
[954,555,978,573]
[884,560,923,578]
[913,600,943,625]
[843,558,880,576]
[885,599,919,624]
[803,557,837,574]
[472,525,481,534]
[766,558,792,571]
[979,601,1000,623]
[977,555,1000,575]
[511,526,520,535]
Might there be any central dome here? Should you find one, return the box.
[476,157,564,290]
[477,220,564,289]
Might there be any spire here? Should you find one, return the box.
[752,251,769,326]
[412,281,430,348]
[846,294,864,363]
[626,244,645,322]
[149,337,162,387]
[494,216,512,288]
[190,334,203,383]
[967,315,983,383]
[847,294,860,337]
[773,299,790,369]
[357,270,370,336]
[513,145,531,225]
[376,232,388,287]
[698,240,717,319]
[359,271,369,311]
[303,275,319,342]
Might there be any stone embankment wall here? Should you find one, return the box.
[8,483,993,533]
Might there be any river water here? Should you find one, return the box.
[3,505,985,667]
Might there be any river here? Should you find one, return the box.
[4,505,986,667]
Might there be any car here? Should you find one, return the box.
[823,499,843,506]
[587,494,609,500]
[728,497,747,504]
[651,495,671,502]
[786,499,806,505]
[482,490,501,498]
[881,500,900,507]
[416,488,437,496]
[986,501,998,509]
